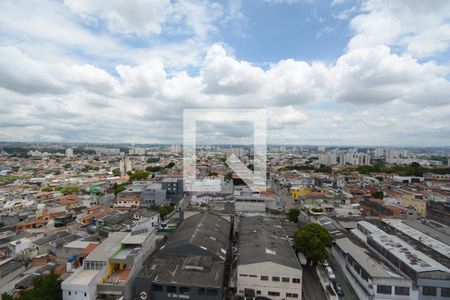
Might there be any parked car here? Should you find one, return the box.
[325,266,336,281]
[335,282,345,296]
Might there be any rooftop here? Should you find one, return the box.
[335,237,403,279]
[369,230,450,274]
[383,219,450,259]
[239,216,301,270]
[86,232,128,262]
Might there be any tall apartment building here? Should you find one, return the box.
[319,153,337,166]
[65,148,74,158]
[340,152,370,166]
[119,157,132,175]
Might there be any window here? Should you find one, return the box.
[249,274,257,278]
[286,293,299,298]
[207,289,218,296]
[442,288,450,297]
[198,288,205,295]
[239,274,248,277]
[423,286,437,296]
[68,291,71,296]
[167,286,176,293]
[282,277,290,282]
[256,290,261,295]
[84,292,87,297]
[152,284,163,292]
[272,276,280,282]
[377,285,392,295]
[292,278,301,284]
[261,275,268,281]
[395,286,410,296]
[268,291,280,296]
[180,287,190,295]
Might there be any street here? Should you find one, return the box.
[328,257,359,300]
[302,266,327,300]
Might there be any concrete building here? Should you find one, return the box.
[353,221,450,300]
[161,177,183,199]
[134,212,231,300]
[401,193,427,218]
[65,148,74,158]
[333,237,417,300]
[62,219,158,300]
[141,183,166,206]
[234,196,266,215]
[236,216,302,300]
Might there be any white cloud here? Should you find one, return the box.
[64,0,171,36]
[348,0,450,57]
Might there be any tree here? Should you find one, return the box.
[56,184,81,195]
[371,191,384,199]
[112,168,121,177]
[225,172,233,180]
[410,162,421,168]
[129,170,150,181]
[288,208,300,223]
[294,223,332,264]
[3,270,62,300]
[157,205,174,220]
[113,183,127,195]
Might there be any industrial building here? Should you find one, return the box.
[236,216,302,300]
[134,212,231,300]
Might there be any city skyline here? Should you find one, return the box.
[1,0,450,146]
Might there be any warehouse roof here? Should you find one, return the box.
[238,216,301,270]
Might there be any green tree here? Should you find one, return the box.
[288,208,300,223]
[112,168,121,177]
[5,271,62,300]
[113,183,127,195]
[166,162,175,169]
[225,172,233,180]
[63,163,72,169]
[371,191,384,199]
[157,205,174,220]
[294,223,332,264]
[56,184,81,195]
[129,170,150,181]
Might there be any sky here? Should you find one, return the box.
[0,0,450,146]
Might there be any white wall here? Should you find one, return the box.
[237,261,302,300]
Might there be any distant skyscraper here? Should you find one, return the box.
[170,145,182,153]
[65,148,74,158]
[318,146,325,152]
[120,157,132,175]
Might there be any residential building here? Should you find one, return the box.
[62,220,158,300]
[401,193,427,218]
[161,177,183,199]
[65,148,74,158]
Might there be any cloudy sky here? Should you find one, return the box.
[0,0,449,146]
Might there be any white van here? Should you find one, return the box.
[326,266,336,281]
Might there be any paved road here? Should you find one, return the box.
[302,266,327,300]
[328,257,359,300]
